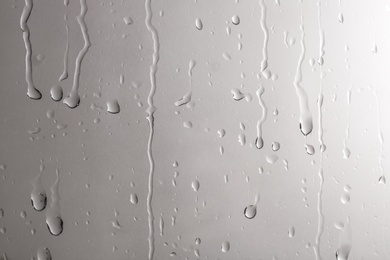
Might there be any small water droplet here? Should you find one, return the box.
[231,15,240,25]
[123,16,134,25]
[272,142,280,151]
[379,175,386,184]
[130,193,138,205]
[221,241,230,253]
[231,88,245,101]
[107,100,120,114]
[340,193,350,204]
[191,180,200,191]
[288,226,295,238]
[244,205,257,219]
[266,154,279,164]
[195,18,203,30]
[305,144,315,155]
[183,121,193,128]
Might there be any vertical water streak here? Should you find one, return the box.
[293,4,313,137]
[45,170,63,236]
[314,2,325,260]
[255,85,267,149]
[20,0,42,100]
[63,0,90,108]
[59,15,69,82]
[259,0,269,73]
[145,0,160,258]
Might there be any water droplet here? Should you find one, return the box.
[217,129,226,138]
[231,88,245,101]
[342,147,351,159]
[272,142,280,151]
[222,52,231,61]
[238,133,246,145]
[46,109,54,119]
[183,121,193,128]
[37,247,52,260]
[175,91,192,106]
[288,226,295,238]
[341,193,350,204]
[195,18,203,30]
[244,205,257,219]
[63,92,80,108]
[130,193,138,205]
[255,137,264,149]
[46,215,63,236]
[231,15,240,25]
[107,100,120,114]
[195,237,201,245]
[305,144,315,155]
[191,180,200,191]
[31,170,47,211]
[46,171,63,236]
[338,13,344,23]
[266,154,279,164]
[123,16,134,25]
[50,85,63,101]
[379,175,386,184]
[221,241,230,253]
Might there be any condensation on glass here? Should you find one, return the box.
[0,0,390,259]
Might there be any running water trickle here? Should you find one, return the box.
[255,85,267,149]
[259,0,269,78]
[20,0,42,100]
[175,60,195,107]
[45,169,63,236]
[314,2,325,259]
[63,0,91,108]
[293,4,313,137]
[31,164,47,211]
[59,15,69,82]
[145,0,160,258]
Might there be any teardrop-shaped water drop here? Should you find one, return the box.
[244,205,257,219]
[195,18,203,30]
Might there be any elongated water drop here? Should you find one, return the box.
[195,18,203,30]
[46,170,63,236]
[31,166,47,211]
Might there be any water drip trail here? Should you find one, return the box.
[255,85,267,149]
[63,0,90,108]
[145,0,160,258]
[20,0,42,100]
[293,4,313,137]
[259,0,269,73]
[314,2,325,259]
[59,14,69,82]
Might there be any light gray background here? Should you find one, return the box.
[1,0,390,259]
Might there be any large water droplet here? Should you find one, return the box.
[50,85,63,101]
[305,144,315,155]
[46,215,63,236]
[272,142,280,151]
[107,100,120,114]
[244,205,257,219]
[27,88,42,100]
[37,247,52,260]
[63,92,80,108]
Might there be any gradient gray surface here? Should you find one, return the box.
[1,0,390,259]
